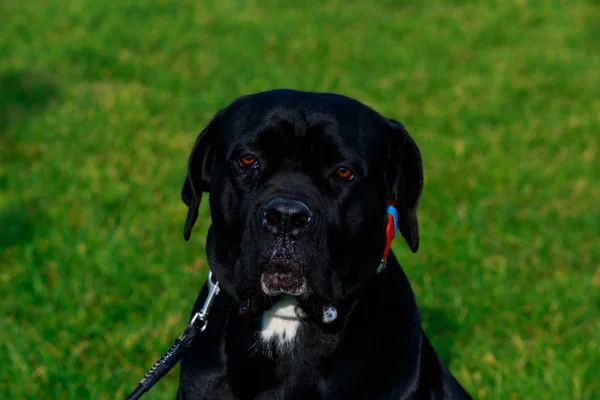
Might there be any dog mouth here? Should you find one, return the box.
[260,270,309,297]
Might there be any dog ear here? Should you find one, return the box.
[385,118,424,253]
[182,109,226,241]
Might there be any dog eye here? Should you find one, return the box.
[333,167,355,181]
[237,154,259,170]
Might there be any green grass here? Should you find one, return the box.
[1,0,599,398]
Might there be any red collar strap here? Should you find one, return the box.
[376,198,398,274]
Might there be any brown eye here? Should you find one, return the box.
[237,154,259,169]
[334,167,354,181]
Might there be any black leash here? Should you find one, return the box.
[125,272,220,400]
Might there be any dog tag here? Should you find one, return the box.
[322,305,338,324]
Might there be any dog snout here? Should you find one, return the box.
[262,197,313,235]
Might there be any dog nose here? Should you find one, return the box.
[262,197,313,235]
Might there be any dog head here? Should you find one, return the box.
[182,90,422,317]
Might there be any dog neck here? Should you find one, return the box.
[256,295,343,354]
[258,295,306,351]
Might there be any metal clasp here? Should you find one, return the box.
[179,271,220,344]
[197,271,220,331]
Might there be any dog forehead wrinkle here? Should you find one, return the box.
[229,111,370,175]
[294,109,307,138]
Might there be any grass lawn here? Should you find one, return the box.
[1,0,599,398]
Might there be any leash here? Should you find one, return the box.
[124,201,398,399]
[124,272,220,400]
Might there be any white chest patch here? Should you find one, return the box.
[260,296,305,348]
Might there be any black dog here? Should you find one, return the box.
[177,89,471,399]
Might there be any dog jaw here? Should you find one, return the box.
[259,296,307,350]
[260,271,309,296]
